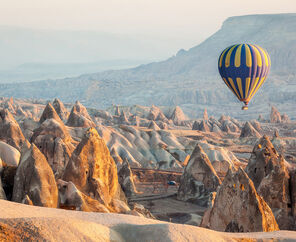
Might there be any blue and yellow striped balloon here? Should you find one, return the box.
[218,44,271,110]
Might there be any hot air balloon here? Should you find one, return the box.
[218,44,271,110]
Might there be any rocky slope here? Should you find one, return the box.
[1,199,296,242]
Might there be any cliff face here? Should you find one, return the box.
[0,14,295,119]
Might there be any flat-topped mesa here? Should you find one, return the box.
[52,98,69,121]
[170,106,187,126]
[12,144,58,208]
[66,101,95,127]
[39,102,63,124]
[177,144,221,206]
[0,109,26,151]
[62,128,126,211]
[240,121,261,138]
[201,168,279,232]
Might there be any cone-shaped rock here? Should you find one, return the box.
[199,120,211,132]
[240,121,261,138]
[147,105,161,120]
[257,155,292,229]
[246,135,282,189]
[39,103,62,124]
[12,144,58,207]
[66,101,95,127]
[148,121,160,130]
[62,128,123,209]
[118,158,137,198]
[170,106,186,126]
[52,98,69,121]
[246,136,292,229]
[201,168,279,232]
[192,121,199,130]
[177,144,221,206]
[0,109,26,151]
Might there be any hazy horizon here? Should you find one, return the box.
[0,1,295,82]
[1,1,295,50]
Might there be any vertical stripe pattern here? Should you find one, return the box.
[218,44,271,104]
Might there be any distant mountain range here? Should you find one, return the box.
[0,14,295,119]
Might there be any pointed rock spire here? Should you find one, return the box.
[62,128,122,208]
[170,106,187,126]
[201,168,279,232]
[39,102,62,124]
[52,98,69,121]
[0,109,26,151]
[148,121,161,130]
[12,144,58,207]
[66,101,95,127]
[177,144,221,206]
[240,121,261,138]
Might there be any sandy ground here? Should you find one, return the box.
[0,200,296,241]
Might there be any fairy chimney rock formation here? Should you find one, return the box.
[270,106,281,123]
[62,128,124,210]
[0,109,26,151]
[52,98,69,121]
[118,158,137,198]
[246,135,293,229]
[170,106,186,126]
[148,105,161,120]
[201,168,279,232]
[39,103,62,124]
[12,144,58,208]
[240,121,261,138]
[177,144,221,206]
[246,135,282,189]
[148,121,161,130]
[66,101,95,127]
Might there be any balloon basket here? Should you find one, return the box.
[242,105,248,110]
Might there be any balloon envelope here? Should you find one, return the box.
[218,44,271,107]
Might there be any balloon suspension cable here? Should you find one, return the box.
[242,101,249,111]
